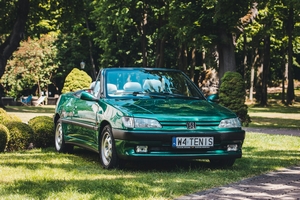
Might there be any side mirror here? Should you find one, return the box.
[207,94,219,103]
[80,91,98,102]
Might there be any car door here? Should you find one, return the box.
[73,80,102,149]
[73,97,100,149]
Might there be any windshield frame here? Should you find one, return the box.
[101,68,206,100]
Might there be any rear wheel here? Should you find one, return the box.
[55,120,73,153]
[209,158,236,168]
[100,125,118,169]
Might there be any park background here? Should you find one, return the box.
[0,0,300,108]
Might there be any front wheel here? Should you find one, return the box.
[100,125,119,169]
[55,120,73,153]
[209,158,236,168]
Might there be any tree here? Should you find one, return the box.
[1,34,59,98]
[0,0,29,107]
[0,0,29,78]
[1,0,299,107]
[213,1,258,79]
[285,3,295,105]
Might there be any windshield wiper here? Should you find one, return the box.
[118,91,200,100]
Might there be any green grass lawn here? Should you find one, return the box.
[0,133,299,200]
[4,105,55,123]
[1,97,300,199]
[248,94,300,129]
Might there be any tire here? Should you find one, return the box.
[100,125,119,169]
[55,120,73,153]
[209,158,236,168]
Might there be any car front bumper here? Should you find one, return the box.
[113,128,245,160]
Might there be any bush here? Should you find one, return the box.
[0,108,21,125]
[61,68,92,93]
[0,124,9,152]
[219,72,251,126]
[5,121,34,151]
[28,116,54,148]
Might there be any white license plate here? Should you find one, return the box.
[172,137,214,148]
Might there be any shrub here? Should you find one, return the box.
[28,116,54,148]
[219,72,251,126]
[0,124,9,152]
[0,108,22,125]
[5,121,34,151]
[61,68,92,93]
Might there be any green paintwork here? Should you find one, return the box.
[54,68,245,163]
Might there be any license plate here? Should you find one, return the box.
[172,137,214,148]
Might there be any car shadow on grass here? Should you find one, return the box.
[72,147,228,172]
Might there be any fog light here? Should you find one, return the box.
[227,144,238,151]
[136,146,148,153]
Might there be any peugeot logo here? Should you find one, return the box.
[186,122,196,129]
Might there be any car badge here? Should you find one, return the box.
[186,122,196,129]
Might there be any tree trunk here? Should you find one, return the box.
[216,2,258,84]
[281,45,287,104]
[155,14,165,68]
[217,30,237,80]
[141,3,148,68]
[249,33,260,102]
[84,14,97,80]
[286,5,294,105]
[0,0,29,108]
[243,34,248,82]
[176,45,182,70]
[282,57,287,104]
[0,0,29,78]
[256,61,263,103]
[190,46,196,81]
[182,43,188,73]
[261,35,270,106]
[157,36,165,68]
[141,30,147,67]
[202,46,206,71]
[249,48,259,101]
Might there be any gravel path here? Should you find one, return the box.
[175,128,300,200]
[243,127,300,137]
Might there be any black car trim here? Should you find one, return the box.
[112,128,245,141]
[66,141,99,153]
[60,118,98,131]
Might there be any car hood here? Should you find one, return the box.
[105,98,236,119]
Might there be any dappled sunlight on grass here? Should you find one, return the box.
[249,116,299,128]
[1,132,299,199]
[248,103,300,114]
[5,105,55,113]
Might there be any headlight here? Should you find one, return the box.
[122,117,162,128]
[219,118,241,128]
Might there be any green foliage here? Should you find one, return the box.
[0,108,22,125]
[5,121,34,152]
[2,0,300,101]
[1,34,59,98]
[0,124,9,152]
[28,116,54,148]
[219,72,251,126]
[61,68,92,93]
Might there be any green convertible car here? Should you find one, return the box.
[54,67,245,169]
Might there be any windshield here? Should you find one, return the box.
[104,68,205,100]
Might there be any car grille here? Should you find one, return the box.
[159,121,219,129]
